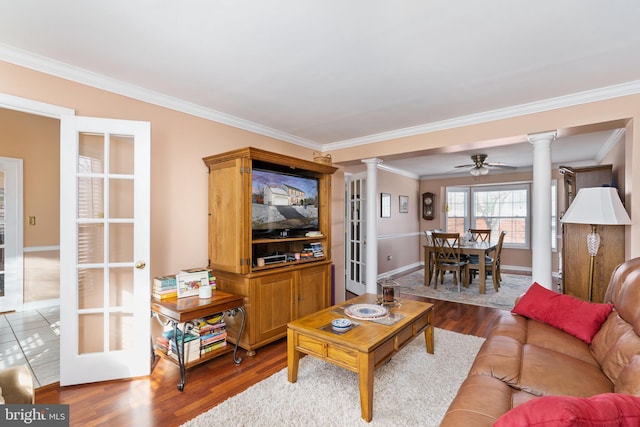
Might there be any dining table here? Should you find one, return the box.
[423,241,497,294]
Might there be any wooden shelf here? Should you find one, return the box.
[154,345,234,370]
[252,235,324,244]
[251,256,327,272]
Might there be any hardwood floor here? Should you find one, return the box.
[35,296,505,427]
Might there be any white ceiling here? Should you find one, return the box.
[2,1,640,177]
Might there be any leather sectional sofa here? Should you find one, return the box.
[440,257,640,426]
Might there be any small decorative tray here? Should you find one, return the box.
[344,304,389,320]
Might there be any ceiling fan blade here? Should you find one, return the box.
[485,162,517,169]
[454,163,476,169]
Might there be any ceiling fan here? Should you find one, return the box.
[454,154,517,176]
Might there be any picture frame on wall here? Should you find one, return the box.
[399,195,409,213]
[381,193,391,217]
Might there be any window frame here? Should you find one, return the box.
[446,183,532,249]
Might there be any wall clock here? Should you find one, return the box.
[422,192,435,220]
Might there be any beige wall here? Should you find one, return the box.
[376,169,421,274]
[0,60,347,305]
[0,108,60,246]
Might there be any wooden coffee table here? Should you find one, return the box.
[287,293,434,422]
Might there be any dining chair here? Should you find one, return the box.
[466,228,492,264]
[432,232,469,292]
[469,228,491,243]
[468,230,506,292]
[424,229,442,286]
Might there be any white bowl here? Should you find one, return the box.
[331,318,352,330]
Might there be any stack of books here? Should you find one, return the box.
[152,275,177,300]
[157,327,201,364]
[194,312,228,355]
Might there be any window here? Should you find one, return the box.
[446,184,530,248]
[446,187,469,233]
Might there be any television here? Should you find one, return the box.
[251,168,319,238]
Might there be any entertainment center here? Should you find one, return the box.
[203,147,337,355]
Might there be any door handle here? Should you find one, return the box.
[135,260,146,269]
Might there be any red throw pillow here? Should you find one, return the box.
[494,393,640,427]
[512,282,613,344]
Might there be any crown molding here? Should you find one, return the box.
[377,163,420,180]
[3,42,639,155]
[0,43,321,150]
[322,80,640,151]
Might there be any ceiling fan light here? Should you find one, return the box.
[480,166,489,175]
[470,167,481,176]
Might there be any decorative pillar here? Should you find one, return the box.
[362,158,382,295]
[528,130,557,289]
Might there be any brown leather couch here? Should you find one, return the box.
[440,257,640,426]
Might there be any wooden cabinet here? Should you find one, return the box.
[560,165,624,302]
[203,147,336,355]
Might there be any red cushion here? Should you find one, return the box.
[512,282,613,344]
[494,393,640,427]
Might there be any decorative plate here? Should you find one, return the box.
[344,304,389,320]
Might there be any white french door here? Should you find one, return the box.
[60,115,151,386]
[0,157,24,312]
[345,173,366,295]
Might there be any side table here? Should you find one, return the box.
[151,290,246,391]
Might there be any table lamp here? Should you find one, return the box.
[560,187,631,301]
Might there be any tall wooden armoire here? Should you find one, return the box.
[560,165,624,302]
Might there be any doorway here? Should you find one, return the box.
[0,157,24,312]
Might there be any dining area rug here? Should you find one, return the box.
[393,269,533,310]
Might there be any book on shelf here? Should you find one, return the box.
[169,342,200,363]
[180,267,212,275]
[153,290,178,300]
[194,322,226,335]
[193,312,224,327]
[200,331,227,346]
[303,242,325,258]
[201,339,227,354]
[153,275,177,290]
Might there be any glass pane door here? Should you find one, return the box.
[60,116,150,386]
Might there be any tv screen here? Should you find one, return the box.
[252,169,319,237]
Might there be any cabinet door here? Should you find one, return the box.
[296,264,329,318]
[253,272,294,343]
[208,158,251,273]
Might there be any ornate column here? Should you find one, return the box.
[528,130,557,289]
[362,158,382,295]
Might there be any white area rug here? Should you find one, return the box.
[181,328,484,427]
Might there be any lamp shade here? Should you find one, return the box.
[561,187,631,225]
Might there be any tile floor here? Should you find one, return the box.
[0,306,60,388]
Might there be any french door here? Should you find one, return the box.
[0,157,24,312]
[345,173,366,295]
[60,115,150,386]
